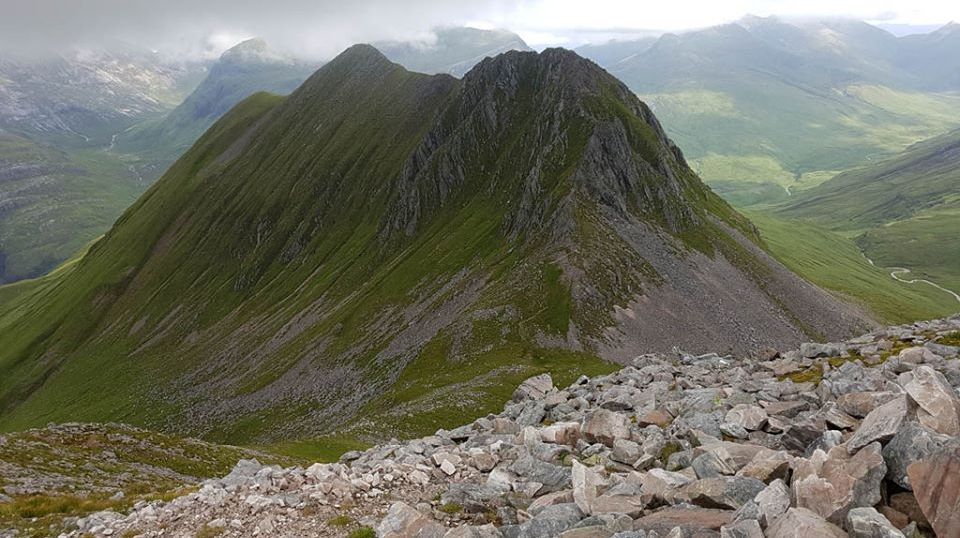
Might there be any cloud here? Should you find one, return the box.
[0,0,518,59]
[0,0,956,59]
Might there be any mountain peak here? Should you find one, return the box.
[220,38,290,65]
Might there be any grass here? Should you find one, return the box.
[440,502,463,514]
[348,527,376,538]
[777,129,960,300]
[195,524,224,538]
[327,515,355,527]
[940,332,960,346]
[746,211,958,323]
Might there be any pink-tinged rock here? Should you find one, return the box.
[513,373,555,402]
[846,395,910,453]
[766,508,846,538]
[377,502,445,538]
[907,447,960,538]
[633,507,732,535]
[580,409,630,447]
[637,408,673,428]
[836,391,898,418]
[792,443,886,525]
[725,405,769,431]
[903,366,960,436]
[736,450,792,483]
[541,422,581,445]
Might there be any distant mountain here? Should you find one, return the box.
[575,37,658,67]
[0,46,203,147]
[0,46,869,444]
[584,17,960,207]
[376,27,531,76]
[117,39,316,167]
[0,45,206,284]
[898,22,960,90]
[779,129,960,292]
[0,40,314,284]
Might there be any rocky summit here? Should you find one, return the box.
[42,316,960,538]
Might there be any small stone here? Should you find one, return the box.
[682,476,766,510]
[440,459,457,476]
[837,391,898,418]
[845,507,906,538]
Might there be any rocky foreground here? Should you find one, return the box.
[57,317,960,537]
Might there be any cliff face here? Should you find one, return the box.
[0,46,871,443]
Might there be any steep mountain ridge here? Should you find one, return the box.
[0,46,870,445]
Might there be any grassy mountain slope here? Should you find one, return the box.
[584,17,960,207]
[746,211,959,322]
[116,39,316,176]
[778,129,960,294]
[0,132,141,283]
[0,46,870,447]
[376,27,532,76]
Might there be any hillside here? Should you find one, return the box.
[582,17,960,207]
[0,47,204,284]
[116,39,317,176]
[0,46,870,448]
[24,318,960,538]
[376,27,532,76]
[778,129,960,294]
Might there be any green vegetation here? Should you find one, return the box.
[940,332,960,346]
[778,129,960,302]
[327,515,356,527]
[348,527,377,538]
[747,211,958,323]
[0,45,858,455]
[580,19,960,207]
[0,423,282,537]
[440,503,463,514]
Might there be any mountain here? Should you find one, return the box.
[116,39,316,173]
[0,40,313,285]
[584,17,960,207]
[0,46,203,147]
[778,129,960,294]
[575,37,658,67]
[0,46,870,446]
[898,22,960,90]
[0,46,206,284]
[376,27,532,76]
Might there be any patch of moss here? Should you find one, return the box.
[940,331,960,347]
[348,527,376,538]
[327,515,355,527]
[440,502,463,514]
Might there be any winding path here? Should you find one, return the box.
[862,252,960,303]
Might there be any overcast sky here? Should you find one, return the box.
[1,0,957,59]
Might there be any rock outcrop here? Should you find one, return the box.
[36,316,960,538]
